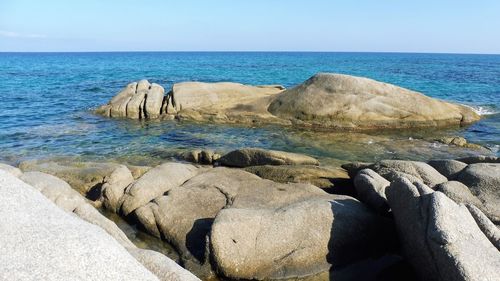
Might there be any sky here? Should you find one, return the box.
[0,0,499,53]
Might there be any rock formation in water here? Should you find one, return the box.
[96,73,480,130]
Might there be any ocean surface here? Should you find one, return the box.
[0,52,499,166]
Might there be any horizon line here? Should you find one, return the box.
[1,50,499,56]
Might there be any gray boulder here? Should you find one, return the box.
[466,204,500,251]
[121,163,198,215]
[369,160,447,188]
[455,163,500,223]
[145,83,165,119]
[210,196,394,280]
[179,149,221,165]
[456,155,500,164]
[386,177,500,281]
[427,159,467,180]
[353,169,390,213]
[0,170,159,281]
[268,73,479,129]
[101,165,135,213]
[217,148,319,168]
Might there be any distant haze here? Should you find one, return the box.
[1,0,499,54]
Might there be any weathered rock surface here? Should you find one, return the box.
[96,80,168,119]
[100,165,135,213]
[455,163,500,223]
[244,164,349,189]
[436,136,485,150]
[456,155,500,164]
[217,148,319,167]
[268,73,480,129]
[427,159,467,180]
[0,162,22,177]
[353,169,390,213]
[210,196,394,280]
[386,177,500,281]
[0,170,159,281]
[368,160,447,188]
[178,149,221,165]
[121,163,198,215]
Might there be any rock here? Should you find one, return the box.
[210,196,395,280]
[217,148,319,168]
[268,73,480,129]
[145,83,165,119]
[244,165,350,190]
[170,82,284,123]
[353,169,390,213]
[101,165,135,213]
[0,162,22,177]
[427,159,467,180]
[466,204,500,250]
[97,80,168,120]
[341,162,372,179]
[455,163,500,223]
[133,167,331,272]
[128,165,152,179]
[19,159,123,194]
[386,177,500,281]
[179,149,221,165]
[436,136,485,150]
[369,160,447,188]
[128,248,201,281]
[121,163,198,215]
[0,170,159,280]
[456,155,500,164]
[436,181,483,208]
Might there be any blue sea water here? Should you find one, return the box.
[0,52,499,165]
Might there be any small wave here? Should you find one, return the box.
[468,105,498,116]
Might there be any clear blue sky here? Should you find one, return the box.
[1,0,499,53]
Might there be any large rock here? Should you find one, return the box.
[96,80,167,119]
[427,159,468,180]
[210,196,394,280]
[369,160,447,188]
[386,177,500,281]
[353,169,390,213]
[121,163,198,215]
[170,82,285,124]
[0,170,159,280]
[455,163,500,222]
[268,73,480,129]
[101,165,135,213]
[217,148,319,167]
[456,155,500,164]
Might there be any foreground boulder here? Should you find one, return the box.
[217,148,319,167]
[0,170,159,280]
[268,73,480,129]
[386,177,500,281]
[210,196,394,280]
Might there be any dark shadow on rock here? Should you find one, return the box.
[186,218,214,263]
[323,177,357,197]
[86,182,103,201]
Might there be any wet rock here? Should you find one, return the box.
[436,136,484,150]
[217,148,319,168]
[427,159,467,180]
[268,73,480,129]
[0,170,159,280]
[386,177,500,281]
[0,162,22,178]
[369,160,447,188]
[210,196,395,280]
[353,169,390,213]
[121,163,198,215]
[455,163,500,223]
[244,164,350,190]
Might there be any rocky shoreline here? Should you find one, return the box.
[1,147,499,281]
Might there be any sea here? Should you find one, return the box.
[0,52,499,166]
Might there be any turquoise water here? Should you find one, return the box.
[0,52,499,165]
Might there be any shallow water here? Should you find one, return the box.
[0,52,499,164]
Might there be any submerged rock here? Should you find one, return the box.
[436,136,485,150]
[217,148,319,167]
[386,177,500,281]
[268,73,480,129]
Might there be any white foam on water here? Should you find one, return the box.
[467,105,499,116]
